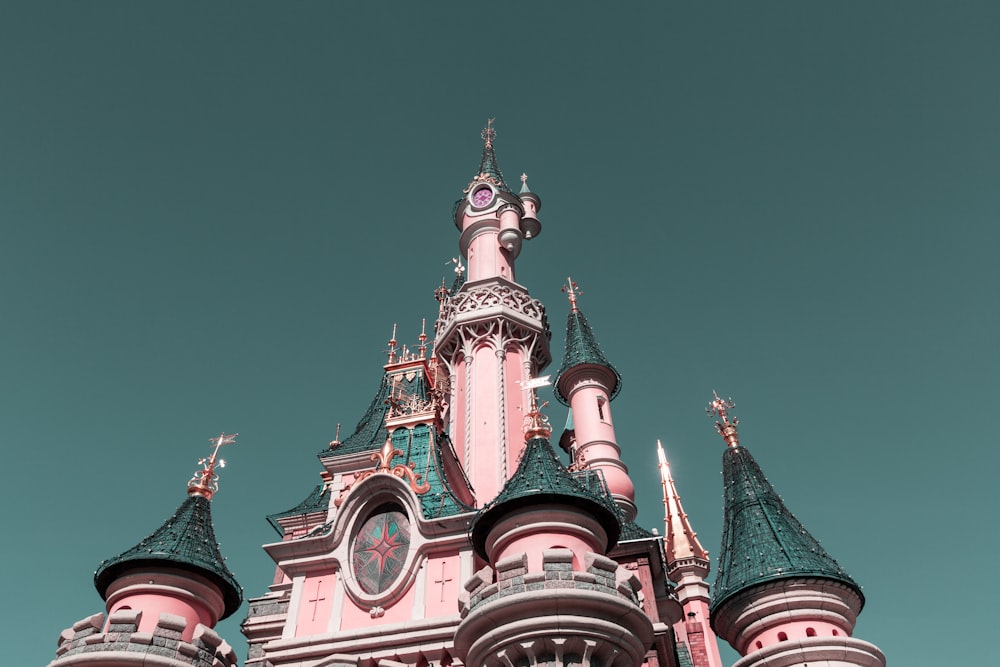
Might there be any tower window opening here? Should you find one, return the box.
[777,632,788,642]
[597,396,606,422]
[806,627,816,637]
[832,629,839,636]
[755,641,762,650]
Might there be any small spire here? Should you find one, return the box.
[561,277,581,313]
[386,323,398,364]
[328,423,342,449]
[519,375,553,440]
[657,440,708,564]
[482,118,496,148]
[707,390,740,448]
[188,433,237,500]
[520,172,531,194]
[418,318,428,358]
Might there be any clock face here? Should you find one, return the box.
[471,185,495,208]
[352,506,411,595]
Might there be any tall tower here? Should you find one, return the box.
[434,120,551,504]
[658,441,724,667]
[706,394,886,667]
[48,435,242,667]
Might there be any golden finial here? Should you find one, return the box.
[482,118,496,148]
[328,423,342,450]
[188,433,237,499]
[386,323,398,364]
[418,318,428,359]
[561,277,581,313]
[706,391,740,448]
[519,375,553,440]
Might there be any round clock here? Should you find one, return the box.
[471,185,495,208]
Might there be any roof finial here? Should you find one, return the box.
[328,423,342,450]
[519,375,553,440]
[561,277,582,313]
[482,118,496,148]
[418,318,428,359]
[386,323,398,364]
[188,432,237,499]
[706,390,740,448]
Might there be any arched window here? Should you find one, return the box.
[806,627,817,637]
[777,632,788,642]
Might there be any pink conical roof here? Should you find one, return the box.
[658,441,708,564]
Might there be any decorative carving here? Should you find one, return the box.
[355,438,431,495]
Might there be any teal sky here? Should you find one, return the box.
[2,3,997,666]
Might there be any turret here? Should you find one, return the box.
[658,440,724,667]
[48,435,242,667]
[455,386,652,667]
[707,394,885,667]
[553,279,636,520]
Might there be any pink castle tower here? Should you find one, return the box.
[657,441,725,667]
[706,394,886,667]
[48,435,242,667]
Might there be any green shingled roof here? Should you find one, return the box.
[94,495,242,619]
[554,308,622,404]
[711,445,861,614]
[266,484,331,536]
[471,436,622,559]
[475,139,513,195]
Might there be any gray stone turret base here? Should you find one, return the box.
[455,550,654,667]
[48,609,237,667]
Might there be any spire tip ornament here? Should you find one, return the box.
[482,118,496,148]
[188,432,237,499]
[706,390,740,448]
[519,375,553,441]
[561,277,581,313]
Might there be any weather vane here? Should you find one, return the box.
[561,277,582,312]
[188,432,238,499]
[482,118,496,148]
[706,391,740,448]
[519,375,552,440]
[386,323,398,364]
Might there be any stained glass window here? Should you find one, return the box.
[352,504,410,595]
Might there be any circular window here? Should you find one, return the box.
[470,185,495,208]
[352,504,411,595]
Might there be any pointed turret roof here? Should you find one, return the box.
[471,119,514,195]
[94,494,243,619]
[471,436,622,559]
[658,441,709,565]
[710,440,861,614]
[554,306,622,404]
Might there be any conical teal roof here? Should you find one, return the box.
[710,445,861,614]
[554,308,621,404]
[471,436,622,558]
[94,495,242,619]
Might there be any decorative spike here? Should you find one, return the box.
[418,318,428,359]
[561,277,582,313]
[707,390,740,448]
[188,433,238,500]
[518,375,553,441]
[328,423,342,450]
[387,323,398,364]
[482,118,495,148]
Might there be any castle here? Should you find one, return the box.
[46,125,886,667]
